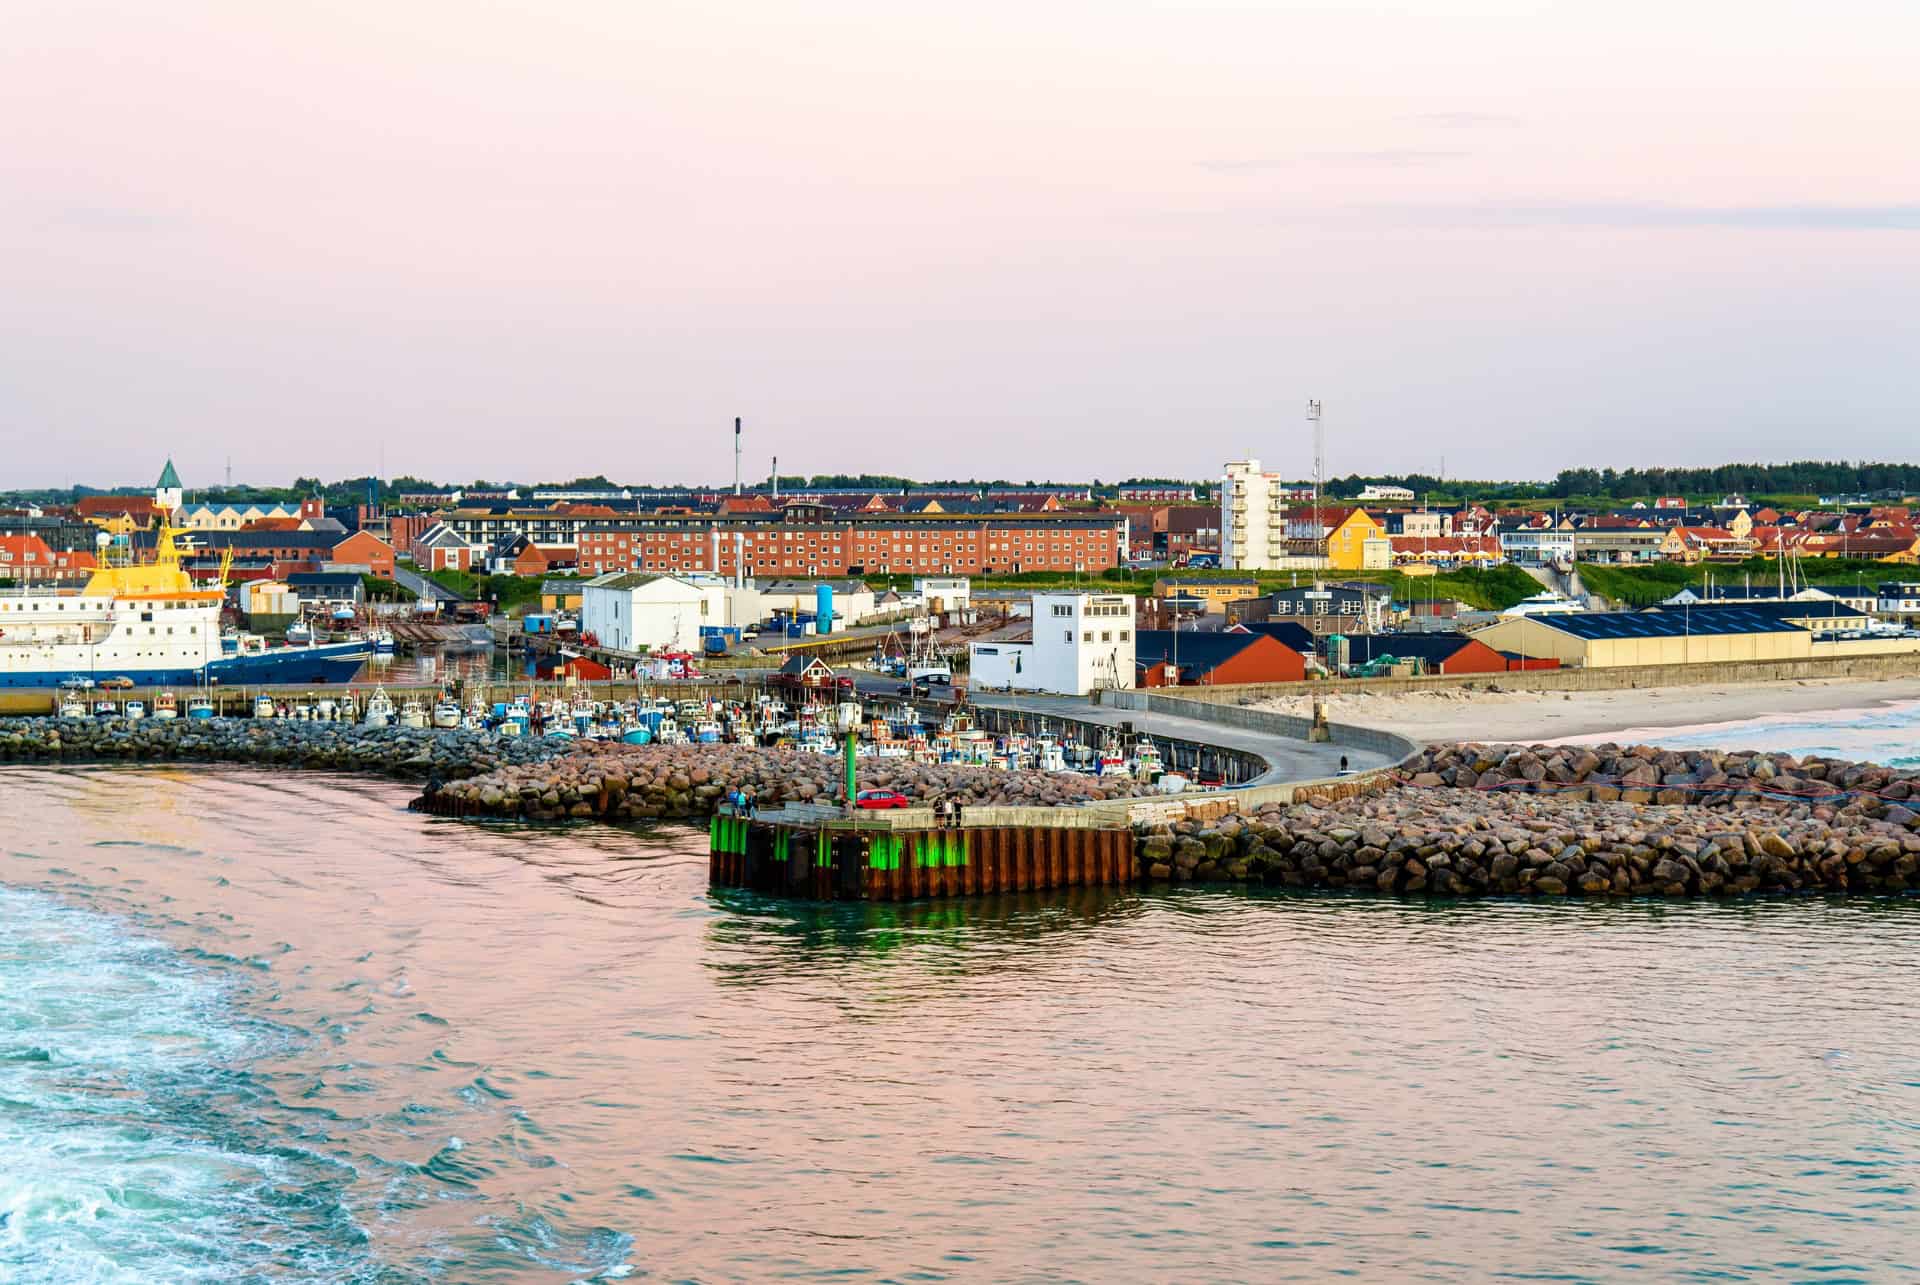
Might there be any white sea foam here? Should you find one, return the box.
[0,885,371,1283]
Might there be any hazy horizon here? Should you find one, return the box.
[3,1,1915,490]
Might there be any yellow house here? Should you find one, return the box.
[1323,507,1388,571]
[85,511,145,537]
[540,579,585,613]
[1152,576,1258,614]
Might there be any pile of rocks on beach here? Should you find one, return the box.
[420,741,1161,822]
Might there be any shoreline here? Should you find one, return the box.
[1255,676,1920,748]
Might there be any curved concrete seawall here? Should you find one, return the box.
[1085,689,1422,821]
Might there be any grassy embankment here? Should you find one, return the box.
[867,564,1544,612]
[1577,558,1905,608]
[426,569,558,613]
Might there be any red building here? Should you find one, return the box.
[1134,630,1308,687]
[327,530,396,577]
[1342,633,1514,676]
[0,536,96,582]
[567,509,1124,579]
[412,524,472,572]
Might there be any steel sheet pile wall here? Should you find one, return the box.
[709,817,1134,901]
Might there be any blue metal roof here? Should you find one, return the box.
[1341,633,1480,664]
[1528,608,1807,640]
[1649,599,1868,623]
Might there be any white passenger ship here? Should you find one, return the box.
[0,527,370,689]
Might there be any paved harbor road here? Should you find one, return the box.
[967,690,1393,785]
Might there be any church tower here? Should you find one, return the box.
[156,458,184,520]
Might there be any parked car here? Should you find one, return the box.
[99,676,135,690]
[854,789,912,810]
[58,676,97,691]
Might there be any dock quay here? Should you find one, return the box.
[708,805,1134,901]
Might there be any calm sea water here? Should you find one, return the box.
[5,768,1920,1282]
[1561,697,1920,768]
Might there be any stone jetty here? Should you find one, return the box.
[1133,740,1920,897]
[423,742,1161,822]
[0,716,563,778]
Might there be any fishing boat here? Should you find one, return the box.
[364,689,395,727]
[124,699,147,720]
[285,619,314,645]
[186,694,215,720]
[58,697,87,718]
[152,692,179,720]
[431,699,463,729]
[1133,736,1164,781]
[253,694,277,719]
[399,699,429,730]
[904,617,952,686]
[372,628,395,656]
[93,699,118,718]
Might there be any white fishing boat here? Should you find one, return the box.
[152,692,179,720]
[124,700,147,720]
[431,699,462,729]
[1133,736,1164,780]
[399,699,429,729]
[364,688,395,727]
[186,694,215,720]
[58,697,87,718]
[254,694,277,719]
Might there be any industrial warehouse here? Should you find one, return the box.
[1469,606,1920,669]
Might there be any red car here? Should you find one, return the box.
[854,789,912,810]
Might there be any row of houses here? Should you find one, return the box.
[1218,460,1920,571]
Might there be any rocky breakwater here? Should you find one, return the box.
[1405,742,1920,825]
[1134,785,1920,898]
[0,716,563,779]
[419,742,1163,822]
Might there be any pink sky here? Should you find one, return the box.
[2,0,1915,489]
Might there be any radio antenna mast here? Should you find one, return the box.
[1307,399,1324,582]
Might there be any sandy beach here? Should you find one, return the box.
[1255,676,1920,747]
